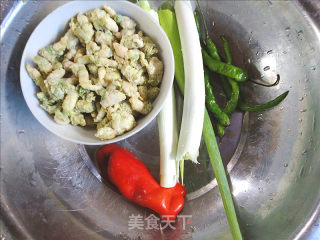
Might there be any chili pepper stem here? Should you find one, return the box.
[249,74,281,87]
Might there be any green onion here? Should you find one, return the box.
[139,0,179,187]
[158,8,185,182]
[174,0,205,165]
[203,109,243,240]
[159,7,243,240]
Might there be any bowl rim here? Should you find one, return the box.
[20,0,174,145]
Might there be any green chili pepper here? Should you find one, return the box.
[196,0,221,61]
[216,79,239,138]
[216,124,226,139]
[216,36,240,138]
[224,80,239,115]
[204,67,230,126]
[194,9,229,126]
[216,76,232,98]
[205,37,221,61]
[202,49,248,82]
[221,36,232,63]
[220,36,240,114]
[238,91,289,112]
[196,2,232,120]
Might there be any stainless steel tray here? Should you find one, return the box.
[1,1,320,239]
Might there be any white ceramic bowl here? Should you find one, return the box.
[20,1,174,145]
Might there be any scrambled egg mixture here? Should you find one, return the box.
[26,5,163,140]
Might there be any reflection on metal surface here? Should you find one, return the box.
[0,1,24,37]
[1,1,320,240]
[186,112,250,200]
[232,180,250,197]
[259,54,277,82]
[78,144,102,182]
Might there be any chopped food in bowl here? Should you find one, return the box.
[20,1,174,144]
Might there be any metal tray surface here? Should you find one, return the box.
[1,1,320,239]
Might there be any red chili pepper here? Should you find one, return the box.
[97,144,186,220]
